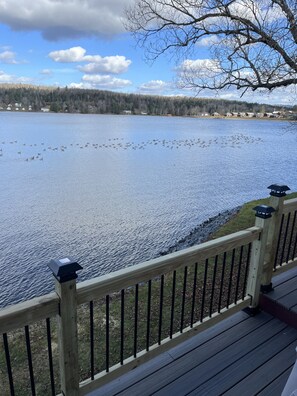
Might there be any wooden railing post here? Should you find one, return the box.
[48,257,82,396]
[246,205,275,313]
[260,184,290,291]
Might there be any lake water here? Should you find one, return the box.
[0,112,296,307]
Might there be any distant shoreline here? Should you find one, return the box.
[0,110,294,122]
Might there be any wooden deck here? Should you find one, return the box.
[260,266,297,330]
[88,268,297,396]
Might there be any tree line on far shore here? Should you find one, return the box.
[0,85,291,117]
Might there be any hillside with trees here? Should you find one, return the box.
[0,84,287,116]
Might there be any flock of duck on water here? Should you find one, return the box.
[0,133,264,162]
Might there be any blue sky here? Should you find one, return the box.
[0,0,294,106]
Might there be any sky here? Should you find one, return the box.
[0,0,295,106]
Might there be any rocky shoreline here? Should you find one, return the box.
[159,206,241,256]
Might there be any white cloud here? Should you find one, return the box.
[49,46,86,63]
[0,0,133,40]
[196,36,219,47]
[138,80,172,94]
[180,59,221,74]
[49,47,132,75]
[79,56,131,74]
[40,68,53,75]
[69,82,90,89]
[0,50,18,64]
[82,74,132,89]
[0,70,31,84]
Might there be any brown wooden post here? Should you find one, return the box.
[260,184,290,292]
[246,205,275,314]
[48,257,82,396]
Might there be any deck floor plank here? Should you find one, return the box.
[191,327,297,396]
[272,266,297,287]
[268,277,297,301]
[278,291,297,310]
[256,366,295,396]
[117,314,274,396]
[223,342,297,396]
[152,320,290,396]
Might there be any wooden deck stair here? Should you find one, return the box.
[260,266,297,330]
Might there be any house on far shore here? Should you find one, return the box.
[41,107,50,112]
[123,110,132,115]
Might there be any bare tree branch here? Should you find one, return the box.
[126,0,297,93]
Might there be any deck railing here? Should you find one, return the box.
[1,183,296,395]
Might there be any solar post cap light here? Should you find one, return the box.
[48,257,83,283]
[253,205,276,219]
[268,184,290,197]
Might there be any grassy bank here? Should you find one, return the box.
[211,192,297,239]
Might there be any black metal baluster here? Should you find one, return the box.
[120,289,125,364]
[158,275,164,345]
[106,295,110,372]
[274,214,284,269]
[292,212,297,260]
[25,325,35,396]
[218,252,227,312]
[89,300,94,380]
[134,284,139,357]
[235,246,244,303]
[242,243,252,299]
[209,255,218,317]
[3,333,14,396]
[180,266,188,333]
[146,280,152,351]
[190,263,198,327]
[280,213,291,266]
[227,249,236,308]
[46,319,55,396]
[170,270,176,339]
[287,211,297,262]
[200,259,209,322]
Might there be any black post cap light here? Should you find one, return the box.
[48,257,83,283]
[268,184,290,197]
[253,204,275,219]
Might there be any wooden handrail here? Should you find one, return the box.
[77,226,261,305]
[0,292,59,334]
[283,198,297,214]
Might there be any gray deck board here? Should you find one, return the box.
[190,326,297,396]
[279,291,297,310]
[272,266,297,287]
[153,320,291,396]
[119,314,274,395]
[257,367,295,396]
[265,267,297,315]
[224,343,297,396]
[269,277,297,301]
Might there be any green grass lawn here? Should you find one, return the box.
[211,192,297,239]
